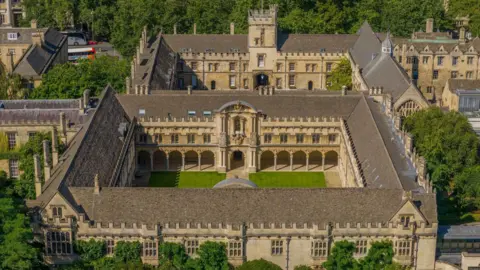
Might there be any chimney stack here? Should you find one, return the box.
[94,174,100,194]
[31,31,43,46]
[230,22,235,35]
[174,23,177,35]
[426,18,434,33]
[34,154,42,198]
[193,23,197,35]
[51,129,59,167]
[187,85,192,95]
[43,140,51,182]
[459,27,466,43]
[31,19,37,29]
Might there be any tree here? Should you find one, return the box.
[322,241,357,270]
[447,0,480,37]
[30,56,129,99]
[0,72,27,100]
[326,58,352,91]
[158,242,189,269]
[357,241,394,269]
[114,241,142,264]
[75,239,106,264]
[22,0,74,30]
[237,259,282,270]
[453,166,480,211]
[196,241,229,270]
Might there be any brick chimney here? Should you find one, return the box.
[230,22,235,35]
[426,18,434,33]
[31,30,43,46]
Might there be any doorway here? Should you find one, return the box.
[256,73,269,87]
[230,151,245,170]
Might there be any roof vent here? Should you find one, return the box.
[320,48,326,52]
[7,32,18,40]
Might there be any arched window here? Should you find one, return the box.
[308,81,313,90]
[234,118,241,132]
[397,100,420,117]
[211,80,216,90]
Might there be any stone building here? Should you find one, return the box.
[0,90,91,178]
[24,5,441,270]
[392,18,480,103]
[0,20,68,87]
[0,0,24,27]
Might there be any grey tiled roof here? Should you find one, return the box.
[438,225,480,240]
[163,34,248,53]
[0,109,85,125]
[0,28,62,45]
[278,33,358,53]
[116,91,363,119]
[350,22,382,69]
[448,79,480,92]
[68,187,437,225]
[0,99,80,109]
[32,86,132,207]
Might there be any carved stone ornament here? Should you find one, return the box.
[231,134,245,145]
[219,132,227,147]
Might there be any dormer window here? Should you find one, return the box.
[188,110,196,117]
[52,207,63,218]
[400,215,412,227]
[7,32,18,40]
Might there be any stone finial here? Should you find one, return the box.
[341,85,347,96]
[51,128,59,167]
[230,22,235,35]
[94,174,100,194]
[34,154,42,198]
[43,140,51,182]
[402,190,413,201]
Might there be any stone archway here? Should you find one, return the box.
[200,151,215,171]
[184,151,199,171]
[292,151,307,171]
[137,151,151,170]
[309,151,323,171]
[169,151,182,171]
[153,150,167,171]
[324,151,338,170]
[260,151,274,171]
[276,151,290,171]
[256,73,269,87]
[230,150,245,170]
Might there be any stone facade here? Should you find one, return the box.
[0,0,24,27]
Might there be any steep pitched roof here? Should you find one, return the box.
[350,21,382,69]
[163,34,248,53]
[67,187,437,225]
[278,33,357,53]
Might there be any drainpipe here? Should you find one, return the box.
[286,236,292,270]
[412,223,418,270]
[242,222,247,264]
[203,56,206,90]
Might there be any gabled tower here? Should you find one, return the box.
[248,4,278,49]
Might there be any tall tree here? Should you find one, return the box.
[322,241,357,270]
[158,242,189,269]
[237,259,282,270]
[196,241,229,270]
[357,241,395,269]
[453,166,480,211]
[447,0,480,37]
[326,58,352,91]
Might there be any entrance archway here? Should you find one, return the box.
[230,150,245,170]
[169,151,182,171]
[256,73,269,87]
[292,151,307,171]
[308,81,313,90]
[184,151,199,171]
[276,151,290,171]
[309,151,323,171]
[153,150,167,171]
[200,151,215,170]
[137,151,151,170]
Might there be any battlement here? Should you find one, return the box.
[261,116,341,123]
[248,4,278,19]
[179,52,249,58]
[278,52,346,57]
[139,116,215,123]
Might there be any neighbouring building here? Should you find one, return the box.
[393,18,480,103]
[0,20,68,87]
[0,0,24,27]
[0,90,91,178]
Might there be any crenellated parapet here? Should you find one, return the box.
[179,52,249,59]
[139,116,215,123]
[278,52,347,57]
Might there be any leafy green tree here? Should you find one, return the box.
[158,242,189,269]
[447,0,480,37]
[114,241,142,264]
[75,239,107,264]
[403,107,479,192]
[237,259,282,270]
[0,72,27,100]
[22,0,74,30]
[453,166,480,211]
[197,241,229,270]
[30,56,129,99]
[326,58,352,91]
[357,241,394,269]
[322,240,357,270]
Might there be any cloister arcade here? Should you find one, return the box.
[137,149,338,172]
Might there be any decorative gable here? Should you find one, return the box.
[390,199,427,227]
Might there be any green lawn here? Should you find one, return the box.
[248,172,326,188]
[149,172,226,188]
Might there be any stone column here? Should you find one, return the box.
[322,155,325,171]
[198,153,201,171]
[290,152,293,171]
[258,153,261,171]
[166,153,170,171]
[227,152,231,171]
[181,152,185,171]
[306,153,309,171]
[274,153,277,171]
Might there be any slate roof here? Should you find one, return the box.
[117,91,363,119]
[0,28,63,45]
[163,34,248,53]
[448,79,480,92]
[277,33,357,53]
[12,28,67,77]
[438,225,480,240]
[350,22,382,69]
[67,187,437,225]
[0,99,79,109]
[31,86,132,207]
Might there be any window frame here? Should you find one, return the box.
[8,159,19,178]
[45,231,72,256]
[187,134,196,144]
[311,240,328,258]
[228,240,243,258]
[296,133,304,144]
[143,240,157,257]
[271,240,284,256]
[264,133,272,144]
[6,132,16,150]
[257,54,265,68]
[185,239,199,256]
[280,133,288,144]
[312,134,320,144]
[171,134,179,144]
